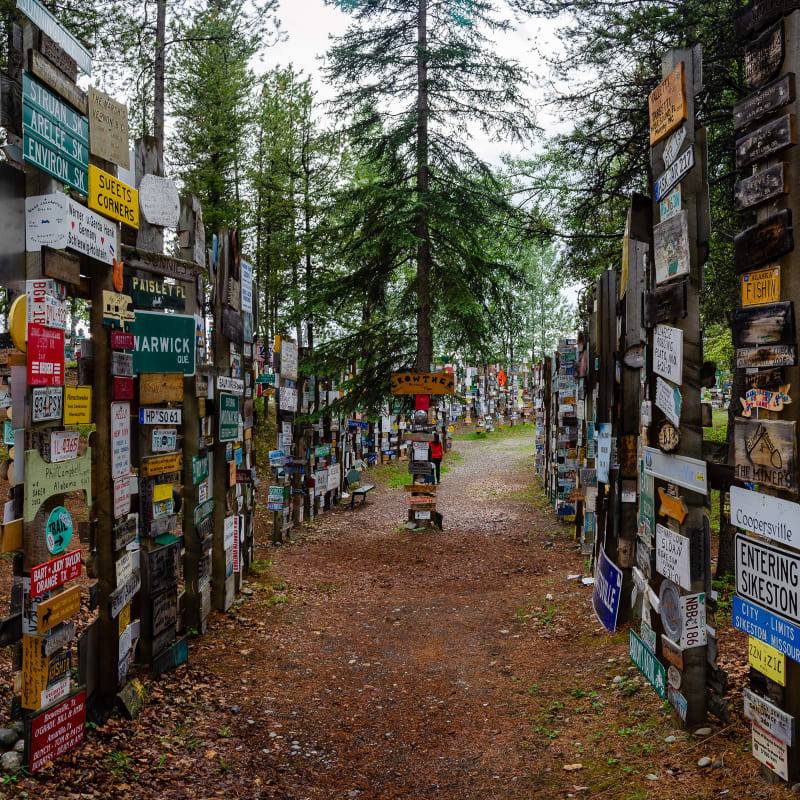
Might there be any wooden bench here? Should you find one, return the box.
[345,468,375,508]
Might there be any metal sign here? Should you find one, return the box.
[655,376,681,427]
[733,594,800,663]
[129,311,195,375]
[219,393,240,442]
[592,547,622,632]
[152,428,177,453]
[124,274,186,311]
[138,174,179,227]
[742,266,780,307]
[654,144,694,201]
[32,386,62,422]
[24,448,91,522]
[653,324,683,384]
[87,87,129,168]
[31,549,81,598]
[26,688,86,774]
[16,0,92,75]
[656,524,692,590]
[629,628,666,700]
[218,375,244,395]
[140,452,182,478]
[643,446,707,495]
[88,164,138,228]
[139,407,181,425]
[680,592,706,649]
[49,429,79,463]
[37,584,80,633]
[28,323,64,386]
[22,72,88,195]
[113,474,132,519]
[736,534,800,624]
[749,636,786,685]
[663,125,686,167]
[654,211,690,285]
[192,455,209,485]
[45,505,72,555]
[731,486,799,550]
[752,722,788,781]
[743,689,794,746]
[62,386,90,425]
[111,401,130,479]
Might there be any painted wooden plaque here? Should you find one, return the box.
[742,266,780,307]
[734,1,798,39]
[740,386,791,416]
[24,448,92,522]
[139,373,183,405]
[654,211,690,285]
[109,570,140,619]
[221,307,243,346]
[645,278,688,327]
[29,49,86,114]
[37,585,80,634]
[87,87,129,168]
[734,417,796,492]
[112,376,134,401]
[102,290,135,328]
[734,163,789,212]
[736,345,796,368]
[745,20,784,89]
[37,30,78,81]
[735,72,794,134]
[140,451,182,478]
[124,275,186,311]
[733,209,793,272]
[151,589,178,637]
[731,302,795,348]
[735,114,795,168]
[648,61,687,145]
[390,372,455,395]
[122,247,201,282]
[147,542,180,596]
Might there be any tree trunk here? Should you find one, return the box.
[154,0,167,141]
[414,0,432,373]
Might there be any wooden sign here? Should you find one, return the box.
[87,87,129,168]
[29,49,86,114]
[111,351,133,377]
[736,345,797,368]
[37,30,78,81]
[740,386,791,416]
[88,165,138,228]
[24,448,92,522]
[661,635,684,669]
[654,144,694,201]
[648,61,687,145]
[745,20,784,89]
[102,290,134,328]
[37,585,80,634]
[653,211,690,285]
[736,114,795,168]
[26,688,85,774]
[742,266,780,307]
[138,174,179,227]
[140,451,183,478]
[645,278,688,327]
[112,515,137,551]
[734,418,796,492]
[658,488,687,525]
[148,542,180,596]
[112,376,134,401]
[221,307,243,346]
[42,246,80,286]
[390,372,455,395]
[657,420,681,453]
[733,209,793,272]
[109,569,140,619]
[152,589,178,636]
[18,0,92,74]
[734,162,789,211]
[139,373,183,405]
[734,73,794,130]
[732,302,795,348]
[125,275,186,311]
[121,246,201,282]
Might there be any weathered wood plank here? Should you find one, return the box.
[734,417,796,493]
[734,162,789,211]
[734,73,794,130]
[745,20,784,89]
[731,302,795,348]
[745,366,785,390]
[139,373,183,405]
[733,208,793,272]
[736,345,797,368]
[645,278,688,327]
[735,114,795,168]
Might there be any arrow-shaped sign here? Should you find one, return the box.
[658,487,688,525]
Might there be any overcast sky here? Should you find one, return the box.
[260,0,569,167]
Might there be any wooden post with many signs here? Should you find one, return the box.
[730,5,800,783]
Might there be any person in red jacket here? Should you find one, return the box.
[429,432,443,484]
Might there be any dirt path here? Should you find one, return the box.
[12,430,785,800]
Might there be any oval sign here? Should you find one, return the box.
[667,664,682,689]
[623,345,645,369]
[46,505,73,555]
[659,579,682,641]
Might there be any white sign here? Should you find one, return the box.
[111,401,130,479]
[16,0,92,75]
[663,125,686,168]
[413,442,429,461]
[415,510,431,520]
[27,279,67,330]
[32,386,63,422]
[138,174,179,227]
[113,474,132,519]
[730,486,800,551]
[241,258,253,315]
[736,534,800,625]
[680,592,706,649]
[655,143,695,201]
[655,376,682,427]
[118,623,133,662]
[653,324,683,385]
[643,447,707,495]
[280,340,298,380]
[40,676,70,710]
[115,550,133,585]
[223,515,236,549]
[597,423,612,483]
[327,463,341,492]
[752,722,789,781]
[217,376,244,395]
[140,407,181,426]
[656,523,692,590]
[152,428,177,453]
[279,386,297,412]
[49,430,79,463]
[743,689,795,746]
[26,193,118,266]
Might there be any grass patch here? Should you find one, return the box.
[451,424,535,442]
[703,407,728,445]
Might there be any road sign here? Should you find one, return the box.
[45,506,72,555]
[592,547,622,632]
[31,549,81,598]
[88,164,138,228]
[737,534,800,624]
[629,628,666,699]
[22,72,88,195]
[731,485,800,550]
[219,394,239,442]
[28,323,64,386]
[733,595,800,663]
[129,311,195,375]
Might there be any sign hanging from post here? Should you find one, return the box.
[390,372,455,395]
[648,61,687,145]
[128,311,195,375]
[88,164,138,228]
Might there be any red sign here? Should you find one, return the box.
[112,376,134,400]
[27,324,64,386]
[497,369,507,387]
[28,689,85,773]
[30,550,82,598]
[236,469,253,484]
[110,330,134,350]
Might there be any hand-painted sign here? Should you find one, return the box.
[749,637,786,686]
[735,162,788,211]
[111,401,130,479]
[745,20,784,89]
[740,386,791,417]
[102,290,134,328]
[111,351,133,377]
[743,689,794,746]
[734,208,793,272]
[139,373,183,405]
[113,474,132,519]
[731,486,799,550]
[29,49,86,113]
[140,407,181,426]
[648,61,686,145]
[734,73,793,130]
[28,324,64,386]
[129,311,195,375]
[654,144,694,201]
[87,87,129,168]
[32,386,62,422]
[88,164,138,228]
[37,584,80,633]
[654,211,690,285]
[24,449,91,522]
[31,549,81,598]
[752,722,788,781]
[737,534,800,624]
[734,418,796,491]
[390,372,455,395]
[655,376,682,427]
[644,447,707,496]
[27,688,86,774]
[125,275,186,311]
[742,266,780,307]
[629,629,666,700]
[732,302,795,349]
[653,324,683,384]
[736,345,797,368]
[22,72,88,195]
[592,548,622,632]
[656,523,692,590]
[735,113,795,169]
[657,488,687,525]
[138,174,179,227]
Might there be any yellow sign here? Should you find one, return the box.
[64,386,92,424]
[118,602,130,637]
[648,62,687,146]
[22,635,48,709]
[749,636,785,685]
[153,483,172,502]
[139,373,183,405]
[88,164,139,228]
[37,585,81,634]
[742,266,780,307]
[1,519,22,553]
[390,372,455,395]
[140,451,183,478]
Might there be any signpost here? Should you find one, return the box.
[16,0,92,75]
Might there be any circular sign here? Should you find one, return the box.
[8,295,26,353]
[46,506,73,555]
[659,579,682,641]
[668,665,682,689]
[657,420,681,453]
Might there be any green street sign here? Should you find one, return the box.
[22,72,88,195]
[256,373,275,385]
[314,445,331,457]
[129,311,196,376]
[629,629,666,699]
[219,393,239,442]
[191,455,209,485]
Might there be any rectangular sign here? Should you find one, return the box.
[735,162,789,211]
[110,401,130,479]
[734,73,794,130]
[31,386,62,423]
[113,474,132,519]
[731,486,800,550]
[27,688,86,774]
[643,447,707,495]
[24,448,92,522]
[656,523,692,590]
[737,533,800,624]
[749,637,786,686]
[736,113,795,169]
[734,208,793,272]
[655,376,681,427]
[734,418,796,492]
[17,0,92,75]
[680,592,706,649]
[629,628,666,700]
[218,375,244,395]
[390,372,455,395]
[28,323,64,386]
[140,452,182,478]
[48,430,78,464]
[736,345,797,368]
[87,87,129,168]
[733,301,795,349]
[743,688,794,745]
[31,549,81,598]
[654,144,694,201]
[742,266,780,307]
[129,311,195,376]
[659,185,681,221]
[653,324,683,384]
[745,19,784,89]
[63,386,91,425]
[37,584,80,634]
[29,49,86,113]
[152,428,177,453]
[733,594,800,663]
[219,393,240,442]
[139,407,181,426]
[592,548,622,632]
[88,164,138,228]
[654,210,690,285]
[125,275,186,311]
[752,722,788,781]
[139,373,183,405]
[648,61,686,145]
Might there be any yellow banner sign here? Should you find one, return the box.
[37,585,81,634]
[749,636,785,685]
[64,386,92,425]
[22,635,48,709]
[89,164,138,228]
[742,266,780,307]
[390,372,454,395]
[140,451,182,478]
[649,62,687,146]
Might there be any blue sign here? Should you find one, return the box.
[593,547,623,632]
[732,595,800,663]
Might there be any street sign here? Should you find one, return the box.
[129,311,195,375]
[737,534,800,624]
[733,595,800,663]
[28,323,64,386]
[219,394,239,442]
[31,549,81,598]
[45,506,72,555]
[22,72,88,195]
[592,547,622,632]
[629,628,666,699]
[124,274,186,311]
[731,486,800,549]
[88,164,138,228]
